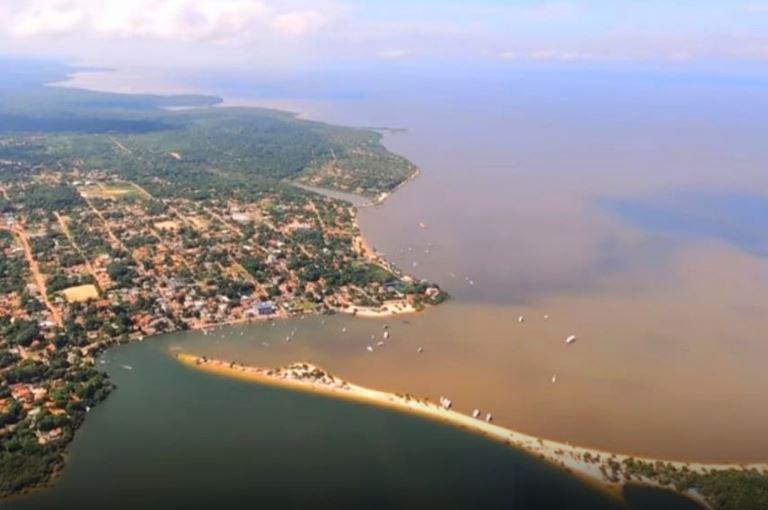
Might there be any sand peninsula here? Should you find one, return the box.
[175,353,767,509]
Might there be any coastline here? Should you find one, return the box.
[175,353,767,509]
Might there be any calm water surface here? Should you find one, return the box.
[195,65,768,462]
[6,330,699,510]
[19,63,768,507]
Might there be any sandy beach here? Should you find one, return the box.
[175,353,766,507]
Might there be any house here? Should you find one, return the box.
[11,385,33,403]
[257,301,276,316]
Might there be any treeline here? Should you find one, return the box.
[621,457,768,510]
[16,183,83,213]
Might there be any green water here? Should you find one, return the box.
[4,330,701,510]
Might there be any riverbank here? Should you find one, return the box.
[175,353,767,509]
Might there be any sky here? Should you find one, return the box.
[2,0,768,71]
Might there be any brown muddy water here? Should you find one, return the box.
[20,64,768,509]
[63,64,768,462]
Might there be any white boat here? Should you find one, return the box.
[551,374,558,384]
[366,346,374,352]
[518,316,524,323]
[342,327,347,333]
[472,409,481,419]
[485,413,493,423]
[566,334,577,345]
[120,365,133,371]
[285,336,291,342]
[383,330,390,339]
[417,347,423,353]
[377,341,384,346]
[543,314,550,320]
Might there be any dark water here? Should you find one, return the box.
[5,335,700,510]
[605,193,768,257]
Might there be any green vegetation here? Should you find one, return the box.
[0,59,433,501]
[0,72,416,197]
[621,457,768,510]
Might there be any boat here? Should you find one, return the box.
[485,413,493,423]
[518,316,524,323]
[366,346,374,352]
[120,365,133,371]
[472,409,481,419]
[342,327,347,333]
[551,374,557,384]
[383,330,390,339]
[543,314,550,320]
[418,222,427,229]
[566,335,577,345]
[416,347,423,353]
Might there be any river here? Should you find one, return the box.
[11,62,768,508]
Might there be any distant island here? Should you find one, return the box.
[0,63,445,497]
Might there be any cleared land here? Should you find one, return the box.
[61,283,99,302]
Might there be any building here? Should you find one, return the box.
[257,301,276,316]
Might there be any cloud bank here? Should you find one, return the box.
[1,1,768,68]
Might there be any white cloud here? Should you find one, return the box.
[271,10,330,37]
[500,49,595,62]
[744,3,768,13]
[3,0,333,41]
[376,49,412,60]
[1,1,768,69]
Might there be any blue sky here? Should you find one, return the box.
[2,1,768,70]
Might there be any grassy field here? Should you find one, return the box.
[78,183,143,201]
[61,284,99,302]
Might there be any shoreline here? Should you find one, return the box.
[175,353,766,509]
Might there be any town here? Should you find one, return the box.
[0,165,445,495]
